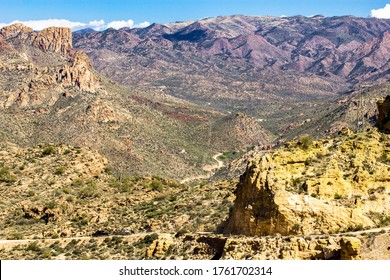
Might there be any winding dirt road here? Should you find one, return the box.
[180,153,224,184]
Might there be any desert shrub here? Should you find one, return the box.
[104,165,113,175]
[54,166,66,175]
[71,179,84,187]
[110,177,133,193]
[379,215,390,227]
[299,135,313,150]
[45,200,57,209]
[65,239,79,251]
[42,146,56,156]
[380,151,390,163]
[334,193,343,199]
[142,233,159,245]
[304,157,312,166]
[7,232,23,240]
[27,190,35,197]
[288,177,307,193]
[149,179,164,191]
[27,242,41,252]
[0,166,17,183]
[78,181,99,199]
[62,186,72,194]
[346,223,364,232]
[41,248,52,259]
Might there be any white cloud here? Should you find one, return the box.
[107,19,134,29]
[135,21,151,28]
[371,4,390,19]
[88,20,105,29]
[0,19,150,31]
[6,19,86,31]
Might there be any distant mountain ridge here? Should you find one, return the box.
[73,15,390,108]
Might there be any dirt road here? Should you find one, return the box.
[180,153,224,184]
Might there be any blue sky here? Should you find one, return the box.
[1,0,390,30]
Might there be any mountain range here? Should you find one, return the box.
[0,15,390,260]
[73,15,390,138]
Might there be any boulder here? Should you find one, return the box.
[340,237,361,260]
[146,237,173,258]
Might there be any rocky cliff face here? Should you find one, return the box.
[0,23,34,40]
[0,24,72,57]
[224,127,390,236]
[0,23,99,101]
[376,95,390,132]
[56,50,98,92]
[33,26,73,56]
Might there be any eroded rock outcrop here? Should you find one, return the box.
[33,26,72,56]
[340,237,361,260]
[56,51,99,92]
[146,236,173,258]
[224,128,390,236]
[0,23,34,40]
[376,95,390,132]
[0,24,72,57]
[0,23,99,100]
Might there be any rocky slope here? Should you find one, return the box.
[0,23,273,179]
[1,230,389,260]
[0,141,388,260]
[0,142,235,240]
[224,127,390,236]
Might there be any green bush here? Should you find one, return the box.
[27,242,41,252]
[45,200,57,210]
[299,135,313,150]
[380,151,390,163]
[54,166,66,175]
[0,166,17,183]
[109,177,134,193]
[334,193,343,199]
[142,233,159,245]
[27,190,35,197]
[78,181,99,199]
[42,146,56,156]
[379,215,390,227]
[149,179,164,191]
[71,179,84,187]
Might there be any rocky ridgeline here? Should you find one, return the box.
[0,23,99,103]
[0,23,72,56]
[224,99,390,236]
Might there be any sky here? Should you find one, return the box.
[1,0,390,31]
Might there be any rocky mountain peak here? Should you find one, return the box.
[0,23,99,107]
[0,23,72,57]
[0,23,34,40]
[33,26,72,56]
[63,50,98,92]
